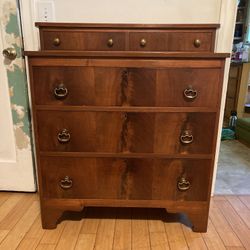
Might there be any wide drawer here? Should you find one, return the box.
[41,31,126,51]
[129,31,214,52]
[32,66,221,108]
[36,111,216,154]
[40,157,212,201]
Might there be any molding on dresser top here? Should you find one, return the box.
[24,51,230,58]
[35,23,220,29]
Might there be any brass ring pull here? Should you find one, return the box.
[107,38,114,47]
[183,87,198,100]
[140,38,147,47]
[60,176,73,189]
[53,37,61,46]
[58,129,71,143]
[180,130,193,144]
[178,177,191,191]
[54,83,68,99]
[193,39,201,48]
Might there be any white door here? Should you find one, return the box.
[0,0,35,191]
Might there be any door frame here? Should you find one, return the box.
[0,0,36,191]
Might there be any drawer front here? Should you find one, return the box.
[36,111,216,154]
[41,31,126,51]
[40,30,214,52]
[129,31,213,52]
[32,66,221,108]
[40,157,211,201]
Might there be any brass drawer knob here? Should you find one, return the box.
[183,86,197,100]
[140,38,147,47]
[180,130,193,144]
[54,83,68,99]
[58,129,71,143]
[53,37,61,46]
[193,39,201,48]
[107,38,114,47]
[178,177,191,191]
[60,176,73,189]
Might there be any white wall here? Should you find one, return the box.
[19,0,237,194]
[53,0,221,23]
[21,0,224,51]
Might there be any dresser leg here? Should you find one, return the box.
[186,211,209,233]
[41,207,64,229]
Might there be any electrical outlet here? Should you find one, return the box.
[36,0,55,22]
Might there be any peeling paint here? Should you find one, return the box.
[1,0,31,150]
[6,13,19,36]
[14,126,30,150]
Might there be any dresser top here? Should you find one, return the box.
[35,22,220,30]
[24,51,230,58]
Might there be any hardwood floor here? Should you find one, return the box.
[0,193,250,249]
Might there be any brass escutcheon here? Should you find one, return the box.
[177,177,191,191]
[180,130,194,144]
[57,129,71,143]
[54,83,68,99]
[183,86,198,100]
[60,176,73,189]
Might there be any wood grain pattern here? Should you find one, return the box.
[40,157,212,201]
[0,201,39,249]
[214,199,250,249]
[35,22,220,29]
[55,220,83,250]
[112,208,132,250]
[17,216,45,250]
[201,219,226,250]
[38,23,217,52]
[94,208,116,250]
[25,50,230,58]
[42,31,126,51]
[0,193,249,249]
[131,208,151,249]
[36,111,216,154]
[26,23,228,232]
[129,31,213,52]
[32,66,221,108]
[209,200,243,247]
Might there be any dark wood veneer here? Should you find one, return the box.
[36,23,218,52]
[36,111,216,154]
[41,157,211,201]
[26,23,229,232]
[35,22,220,29]
[32,66,221,108]
[25,51,230,58]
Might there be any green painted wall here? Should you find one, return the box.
[2,0,31,149]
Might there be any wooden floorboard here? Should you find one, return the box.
[0,193,249,249]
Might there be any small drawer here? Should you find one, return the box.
[129,31,214,52]
[41,30,126,51]
[36,111,216,154]
[167,32,214,52]
[40,157,212,201]
[32,66,221,108]
[129,32,169,51]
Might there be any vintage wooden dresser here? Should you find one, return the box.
[25,23,229,232]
